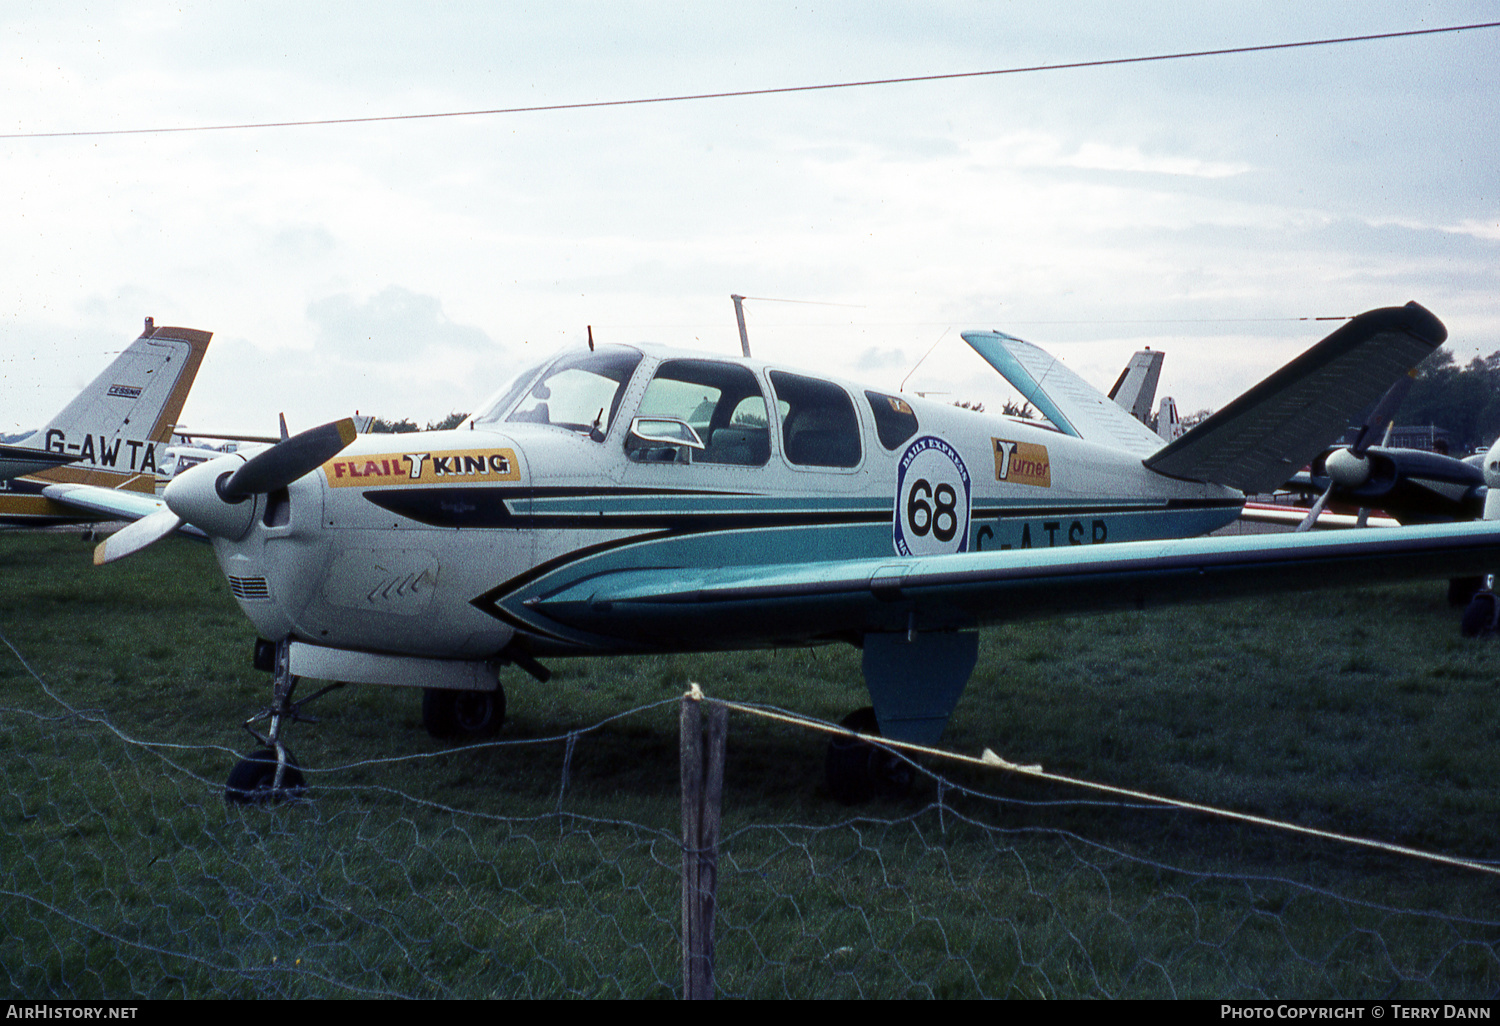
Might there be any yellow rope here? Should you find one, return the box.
[689,685,1500,878]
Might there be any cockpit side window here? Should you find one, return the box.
[865,391,919,450]
[629,359,770,466]
[770,371,861,469]
[502,348,643,438]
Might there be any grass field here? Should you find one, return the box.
[2,529,1498,998]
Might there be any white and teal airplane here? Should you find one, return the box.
[50,301,1500,801]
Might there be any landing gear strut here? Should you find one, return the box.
[226,639,342,804]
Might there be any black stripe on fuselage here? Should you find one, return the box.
[972,497,1243,519]
[470,529,676,646]
[365,485,1242,531]
[364,485,887,531]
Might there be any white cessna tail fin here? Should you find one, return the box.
[16,319,212,493]
[1144,303,1445,494]
[962,331,1165,457]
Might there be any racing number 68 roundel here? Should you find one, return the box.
[893,436,972,556]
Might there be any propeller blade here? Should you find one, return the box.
[1349,372,1415,455]
[221,418,357,499]
[1295,483,1335,533]
[93,508,185,565]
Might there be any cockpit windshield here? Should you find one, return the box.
[472,347,644,437]
[470,360,548,428]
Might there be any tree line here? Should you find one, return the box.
[367,412,470,434]
[1403,349,1500,454]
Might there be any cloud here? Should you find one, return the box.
[306,286,495,361]
[854,346,912,372]
[1015,138,1253,179]
[1444,218,1500,243]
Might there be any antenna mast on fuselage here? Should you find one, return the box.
[730,294,751,358]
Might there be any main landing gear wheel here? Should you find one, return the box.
[225,748,306,805]
[825,707,915,804]
[423,685,506,739]
[1461,590,1498,639]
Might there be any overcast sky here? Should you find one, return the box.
[2,2,1496,437]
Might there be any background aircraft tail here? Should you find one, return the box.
[1154,396,1182,442]
[17,319,211,493]
[1107,349,1165,424]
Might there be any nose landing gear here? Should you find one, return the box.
[226,639,343,804]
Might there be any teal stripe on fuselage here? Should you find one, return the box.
[484,494,1244,647]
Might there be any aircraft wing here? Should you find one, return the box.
[39,482,207,540]
[962,331,1166,456]
[1143,303,1446,494]
[0,443,80,481]
[522,520,1500,648]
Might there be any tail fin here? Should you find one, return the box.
[1144,303,1445,494]
[1154,396,1182,442]
[18,320,211,492]
[1107,349,1165,424]
[962,331,1165,456]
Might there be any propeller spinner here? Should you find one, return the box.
[95,418,357,565]
[1295,372,1416,532]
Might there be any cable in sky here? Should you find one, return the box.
[2,21,1497,140]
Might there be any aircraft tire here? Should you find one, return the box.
[1460,591,1498,639]
[225,748,306,805]
[825,707,914,804]
[422,686,506,739]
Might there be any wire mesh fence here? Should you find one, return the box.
[5,661,1500,1000]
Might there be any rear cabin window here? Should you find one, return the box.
[769,371,861,469]
[865,391,919,450]
[631,359,770,466]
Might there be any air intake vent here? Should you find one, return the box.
[229,576,271,601]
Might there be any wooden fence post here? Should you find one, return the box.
[681,694,727,999]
